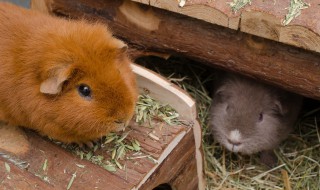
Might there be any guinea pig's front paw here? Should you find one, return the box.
[260,150,278,168]
[77,141,95,149]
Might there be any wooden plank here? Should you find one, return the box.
[0,109,191,190]
[36,0,320,101]
[0,158,54,190]
[131,64,205,189]
[132,0,320,54]
[2,129,136,190]
[0,112,191,190]
[132,0,235,29]
[139,130,198,190]
[132,64,196,120]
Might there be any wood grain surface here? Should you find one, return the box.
[132,0,320,54]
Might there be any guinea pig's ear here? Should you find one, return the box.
[214,88,230,102]
[119,44,128,54]
[274,100,287,116]
[40,65,72,95]
[113,39,128,54]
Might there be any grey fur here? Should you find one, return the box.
[210,74,302,154]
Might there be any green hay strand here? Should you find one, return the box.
[228,0,252,13]
[283,0,310,26]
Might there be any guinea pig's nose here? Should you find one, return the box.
[227,139,242,146]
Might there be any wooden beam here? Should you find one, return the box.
[33,0,320,100]
[132,0,320,54]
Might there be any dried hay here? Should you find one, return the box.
[136,56,320,190]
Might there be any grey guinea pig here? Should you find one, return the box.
[210,74,302,164]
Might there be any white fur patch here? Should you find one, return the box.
[229,129,242,142]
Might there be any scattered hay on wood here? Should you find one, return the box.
[226,0,310,26]
[54,89,182,172]
[135,94,181,127]
[228,0,252,13]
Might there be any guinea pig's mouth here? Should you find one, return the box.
[223,139,259,155]
[222,129,245,153]
[224,141,243,153]
[114,120,130,132]
[114,124,126,132]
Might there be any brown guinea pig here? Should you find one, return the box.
[210,74,302,162]
[0,3,138,144]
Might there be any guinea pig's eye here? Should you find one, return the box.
[77,84,92,99]
[258,112,263,122]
